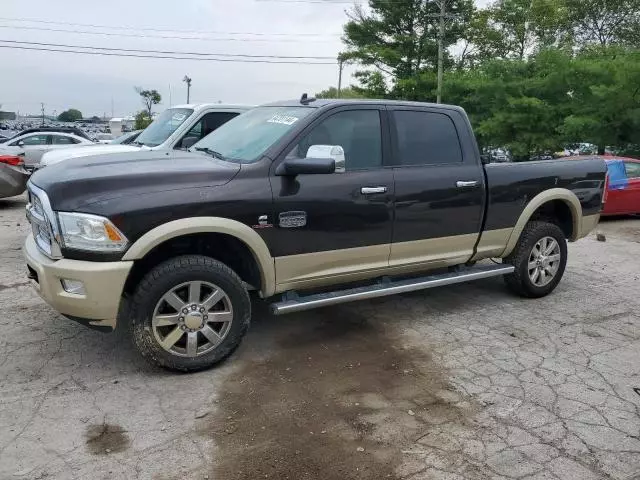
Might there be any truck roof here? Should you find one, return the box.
[263,98,466,113]
[171,103,253,111]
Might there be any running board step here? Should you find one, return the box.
[270,263,514,315]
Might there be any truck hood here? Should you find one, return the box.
[40,144,144,166]
[30,149,240,211]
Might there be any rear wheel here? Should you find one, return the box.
[504,221,567,298]
[129,255,250,372]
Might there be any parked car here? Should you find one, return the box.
[39,104,251,168]
[602,157,640,215]
[1,126,93,142]
[0,154,29,199]
[95,133,115,144]
[24,98,606,371]
[111,130,142,145]
[0,132,94,171]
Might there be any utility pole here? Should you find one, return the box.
[40,103,45,126]
[183,75,192,104]
[337,58,344,98]
[436,0,446,104]
[428,0,459,104]
[111,97,114,118]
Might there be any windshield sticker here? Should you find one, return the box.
[267,114,299,126]
[172,113,187,122]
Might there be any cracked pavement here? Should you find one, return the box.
[1,194,639,480]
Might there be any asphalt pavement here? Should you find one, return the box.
[1,194,639,480]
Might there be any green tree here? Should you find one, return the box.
[134,111,153,130]
[444,50,573,158]
[342,0,474,97]
[135,87,162,118]
[560,48,640,153]
[565,0,640,47]
[57,109,83,122]
[315,87,366,99]
[481,0,570,60]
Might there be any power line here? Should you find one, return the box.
[0,39,336,59]
[0,44,336,64]
[0,24,331,43]
[0,16,341,37]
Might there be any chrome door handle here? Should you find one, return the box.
[361,186,387,195]
[456,180,479,188]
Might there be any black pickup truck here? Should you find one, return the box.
[24,98,607,371]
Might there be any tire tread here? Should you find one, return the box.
[129,255,250,372]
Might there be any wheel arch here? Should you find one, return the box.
[501,188,582,257]
[122,217,276,297]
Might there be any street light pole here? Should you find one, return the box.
[337,58,344,98]
[183,75,192,104]
[436,0,446,104]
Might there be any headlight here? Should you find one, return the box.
[57,212,128,252]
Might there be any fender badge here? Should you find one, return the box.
[252,215,273,229]
[279,211,307,228]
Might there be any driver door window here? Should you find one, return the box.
[11,134,48,146]
[286,110,382,171]
[176,112,239,149]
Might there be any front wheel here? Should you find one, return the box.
[504,221,568,298]
[129,255,251,372]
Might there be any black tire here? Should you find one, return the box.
[503,221,568,298]
[129,255,250,372]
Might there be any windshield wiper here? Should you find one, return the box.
[129,141,145,147]
[193,147,227,161]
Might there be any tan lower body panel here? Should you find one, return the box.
[471,228,513,261]
[579,213,600,239]
[389,233,478,267]
[274,231,512,294]
[23,234,132,329]
[275,244,390,292]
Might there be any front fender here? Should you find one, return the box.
[121,217,276,297]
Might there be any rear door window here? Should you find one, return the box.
[52,135,79,145]
[392,111,462,166]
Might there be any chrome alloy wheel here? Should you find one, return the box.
[152,281,233,357]
[528,236,561,287]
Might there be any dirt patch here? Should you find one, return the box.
[204,305,472,479]
[597,217,640,243]
[85,423,131,455]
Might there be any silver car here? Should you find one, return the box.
[0,153,29,199]
[0,132,94,171]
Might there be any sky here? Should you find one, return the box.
[1,0,360,117]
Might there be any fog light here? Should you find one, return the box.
[61,279,86,295]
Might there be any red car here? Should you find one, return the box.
[602,157,640,215]
[568,156,640,215]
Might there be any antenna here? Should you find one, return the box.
[300,93,316,105]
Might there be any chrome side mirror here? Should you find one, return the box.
[306,145,345,173]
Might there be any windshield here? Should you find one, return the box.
[191,106,315,163]
[135,108,194,147]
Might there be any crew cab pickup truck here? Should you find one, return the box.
[23,98,607,371]
[38,103,251,168]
